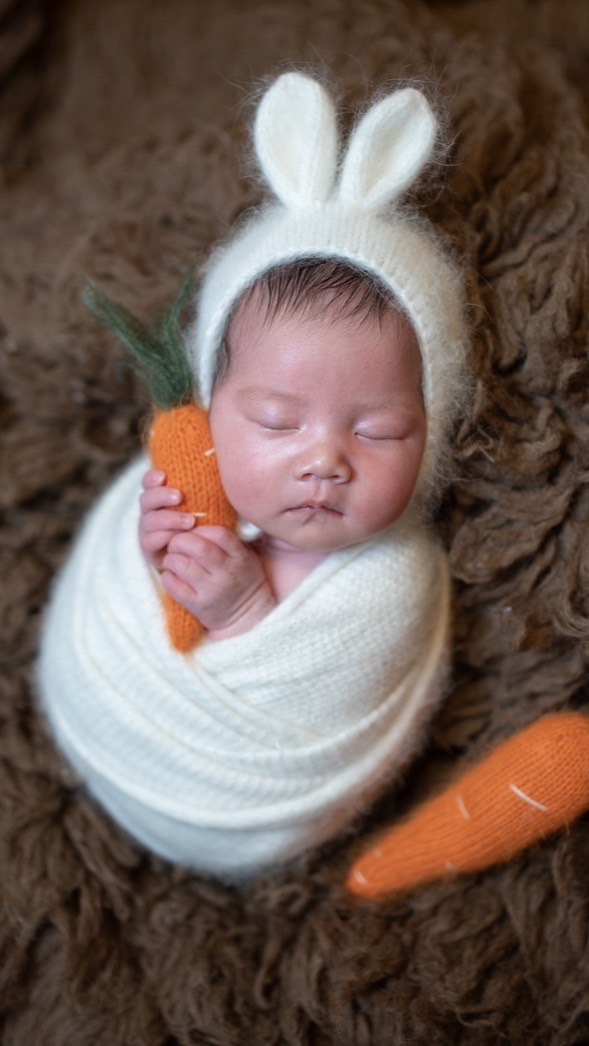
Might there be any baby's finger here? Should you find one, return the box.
[160,568,199,606]
[142,468,167,490]
[140,508,195,535]
[166,531,228,574]
[141,525,191,557]
[140,485,183,514]
[162,550,210,592]
[190,525,246,558]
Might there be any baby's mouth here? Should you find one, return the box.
[290,501,342,516]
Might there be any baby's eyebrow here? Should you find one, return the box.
[239,387,304,405]
[238,387,420,418]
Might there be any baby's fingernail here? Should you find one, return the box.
[167,491,181,504]
[181,514,195,527]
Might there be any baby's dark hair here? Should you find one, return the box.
[213,257,410,387]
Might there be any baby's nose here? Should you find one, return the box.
[297,444,352,483]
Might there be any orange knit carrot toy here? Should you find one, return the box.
[347,712,589,899]
[84,277,237,652]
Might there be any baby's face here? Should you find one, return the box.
[208,296,426,556]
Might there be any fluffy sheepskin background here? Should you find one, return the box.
[1,0,588,1042]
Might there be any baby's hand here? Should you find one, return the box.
[161,526,276,641]
[139,469,197,570]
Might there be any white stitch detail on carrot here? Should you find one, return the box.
[509,783,549,812]
[354,869,369,885]
[372,847,383,859]
[204,447,216,457]
[445,860,457,871]
[456,794,471,820]
[192,512,208,518]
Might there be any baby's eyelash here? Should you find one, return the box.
[356,431,398,441]
[256,420,298,432]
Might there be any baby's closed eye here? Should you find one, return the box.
[355,423,410,441]
[355,429,400,441]
[249,413,300,432]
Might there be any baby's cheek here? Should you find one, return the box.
[393,449,424,512]
[216,449,262,512]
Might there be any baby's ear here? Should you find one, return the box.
[254,72,338,206]
[338,87,437,211]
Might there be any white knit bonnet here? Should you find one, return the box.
[189,72,467,502]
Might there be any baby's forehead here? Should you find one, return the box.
[223,291,424,405]
[229,278,421,356]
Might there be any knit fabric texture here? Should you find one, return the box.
[189,73,469,504]
[38,456,450,880]
[149,404,237,650]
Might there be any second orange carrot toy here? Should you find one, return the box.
[347,712,589,899]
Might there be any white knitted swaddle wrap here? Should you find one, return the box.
[39,457,450,880]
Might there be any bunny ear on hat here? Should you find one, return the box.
[338,87,437,210]
[254,72,338,206]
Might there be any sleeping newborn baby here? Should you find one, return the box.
[38,72,468,881]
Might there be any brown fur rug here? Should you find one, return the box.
[1,0,589,1042]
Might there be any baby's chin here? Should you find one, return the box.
[260,523,393,557]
